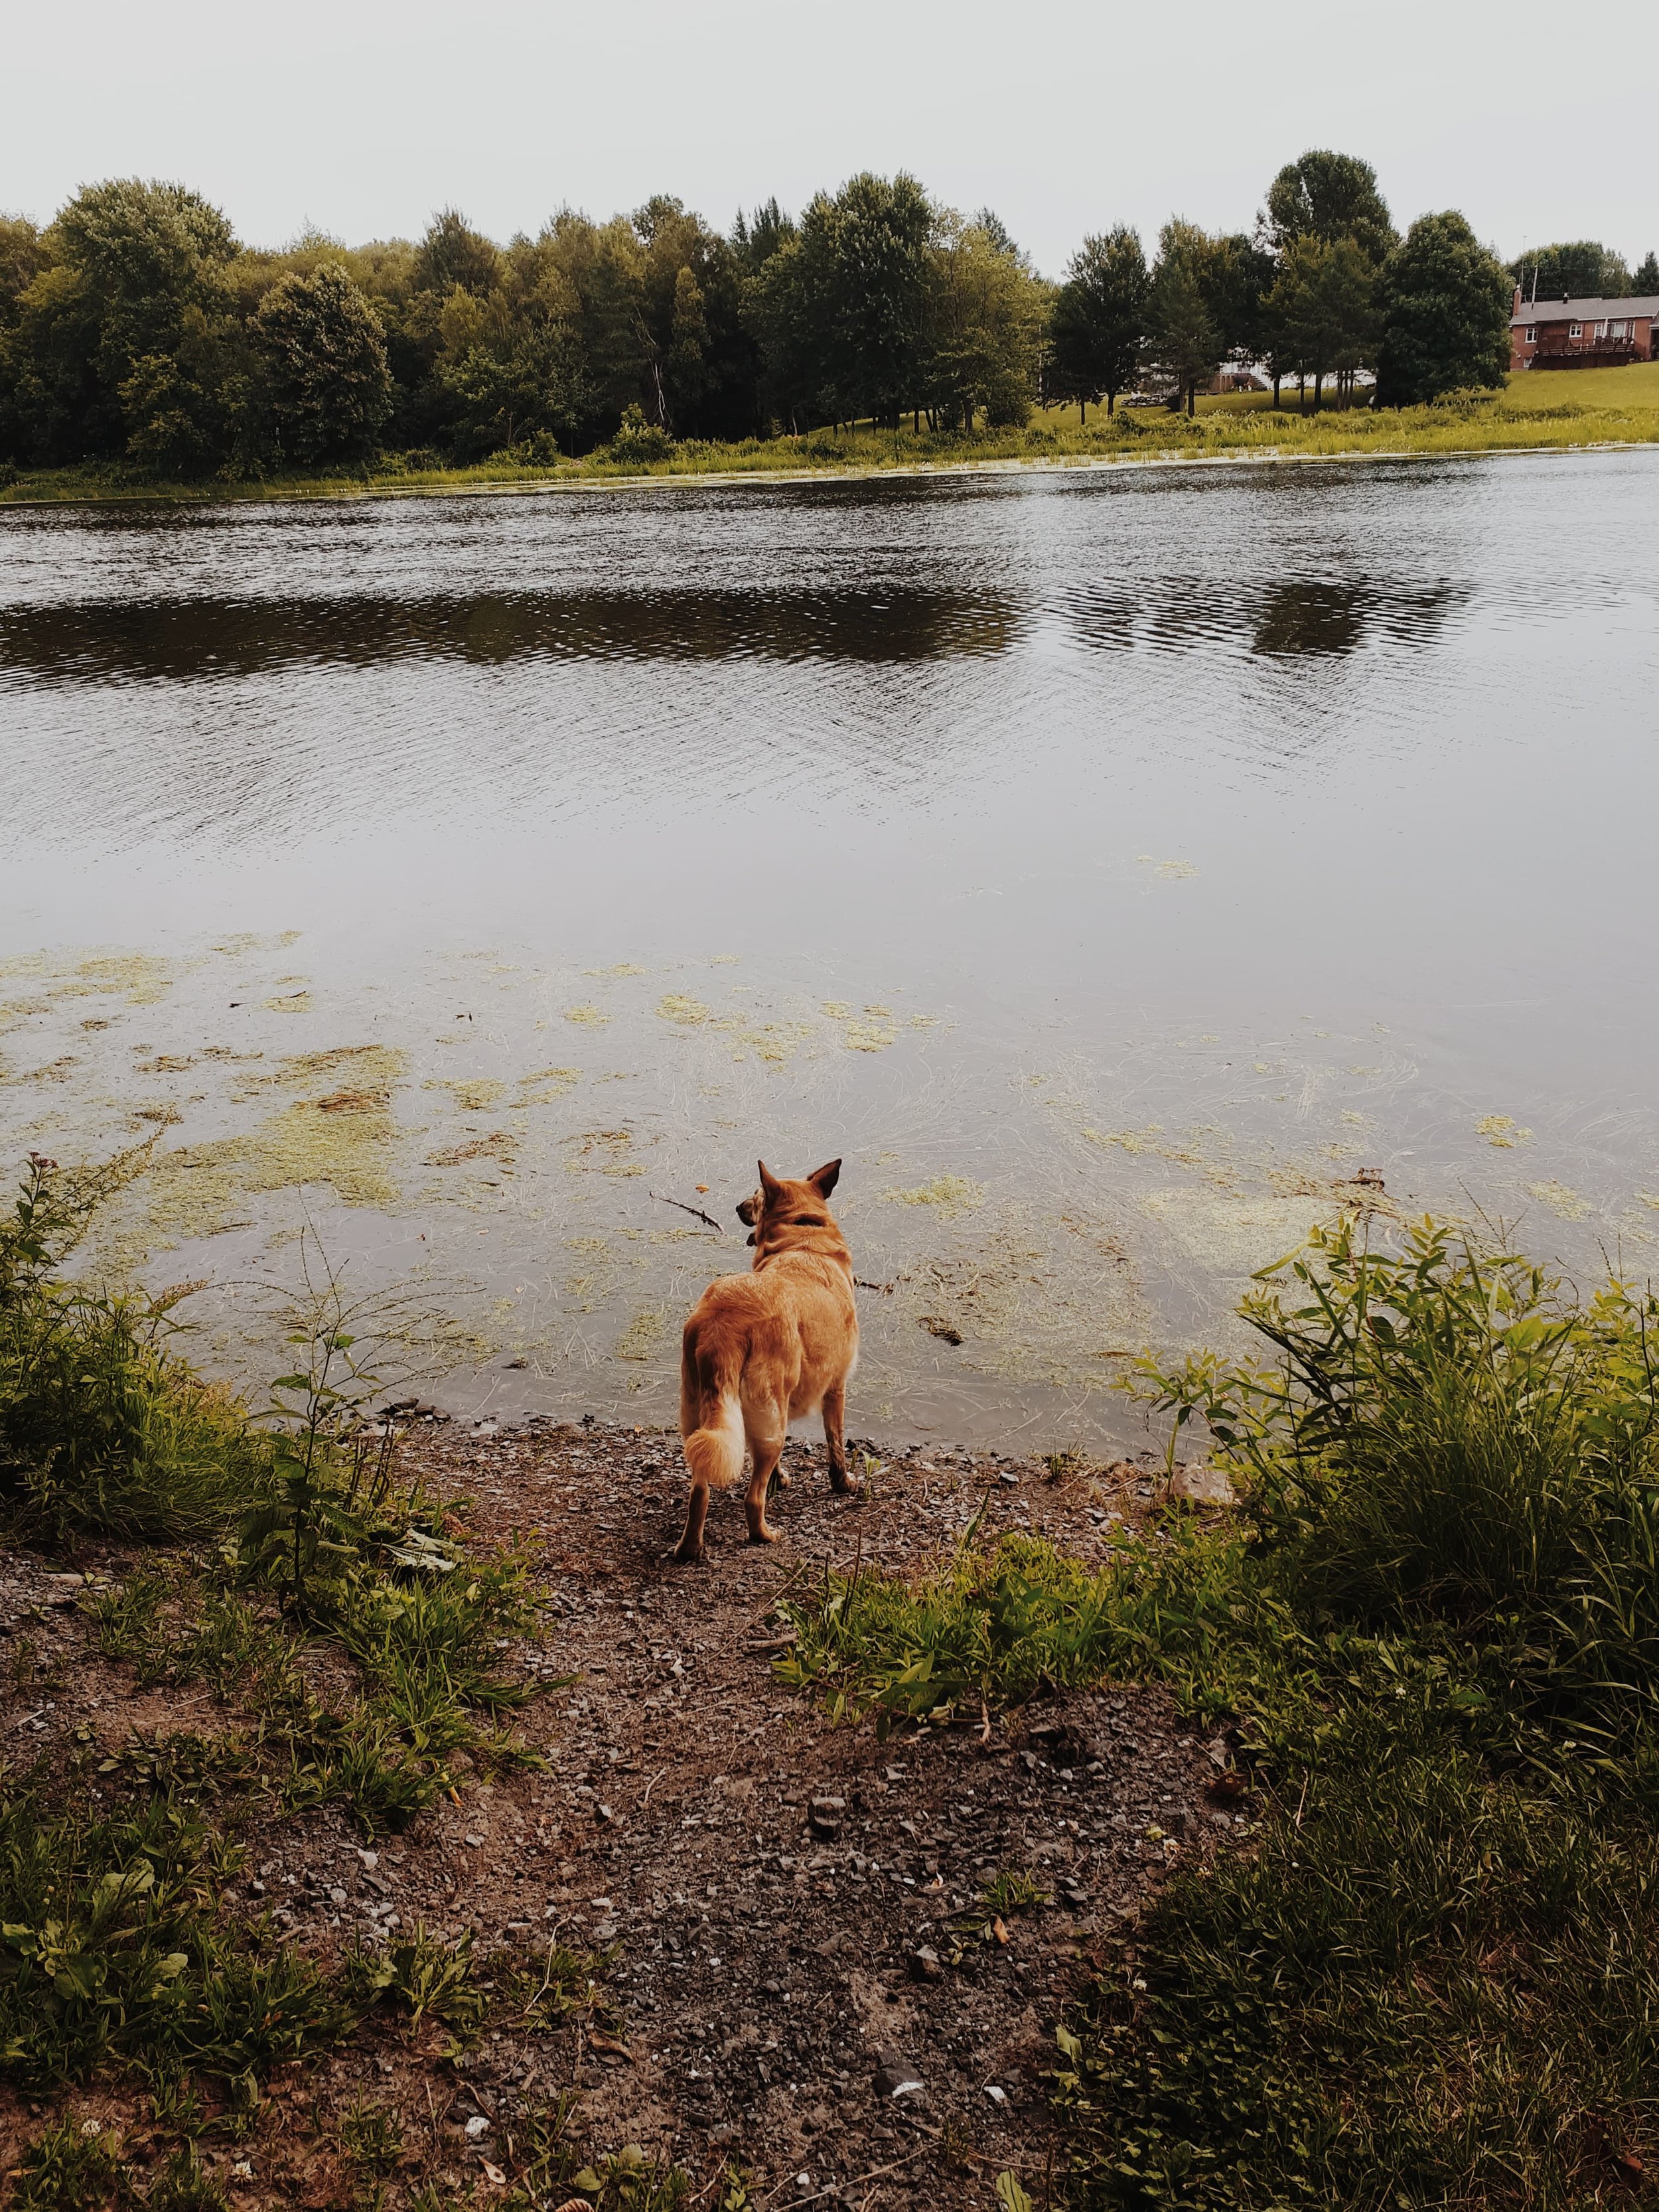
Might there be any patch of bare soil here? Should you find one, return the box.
[0,1422,1238,2211]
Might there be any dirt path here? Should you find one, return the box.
[0,1418,1236,2210]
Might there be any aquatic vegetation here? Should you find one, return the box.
[656,994,711,1025]
[881,1175,985,1220]
[1528,1178,1589,1220]
[1475,1112,1532,1147]
[427,1076,506,1111]
[564,1003,610,1027]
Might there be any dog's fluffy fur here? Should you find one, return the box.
[674,1158,857,1564]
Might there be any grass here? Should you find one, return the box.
[0,1145,685,2210]
[780,1215,1659,2209]
[4,372,1659,510]
[0,1149,263,1544]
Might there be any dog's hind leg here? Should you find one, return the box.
[824,1378,855,1495]
[745,1424,786,1544]
[675,1483,711,1566]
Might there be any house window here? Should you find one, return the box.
[1609,321,1628,340]
[1525,326,1537,342]
[1569,322,1583,338]
[1594,320,1609,340]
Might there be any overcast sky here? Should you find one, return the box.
[5,0,1654,276]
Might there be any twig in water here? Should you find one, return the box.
[650,1191,725,1236]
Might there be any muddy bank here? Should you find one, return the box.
[0,1414,1238,2210]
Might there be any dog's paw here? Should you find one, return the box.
[670,1542,705,1566]
[745,1523,780,1546]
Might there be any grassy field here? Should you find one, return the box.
[4,366,1659,508]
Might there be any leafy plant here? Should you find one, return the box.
[0,1781,345,2088]
[512,1937,614,2029]
[11,2119,124,2211]
[338,2095,405,2175]
[348,1923,487,2038]
[0,1149,262,1543]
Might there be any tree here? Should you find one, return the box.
[754,172,933,429]
[1374,212,1511,407]
[0,217,48,325]
[1264,151,1396,265]
[1149,222,1225,413]
[1507,240,1630,302]
[731,198,795,274]
[249,263,394,464]
[1047,226,1148,418]
[413,210,502,300]
[1263,236,1377,410]
[1634,252,1659,294]
[1,179,241,465]
[920,215,1046,431]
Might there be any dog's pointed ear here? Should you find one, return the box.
[807,1157,841,1198]
[758,1161,782,1203]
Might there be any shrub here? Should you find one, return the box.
[0,1151,262,1542]
[604,405,673,465]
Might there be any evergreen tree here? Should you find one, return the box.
[1634,251,1659,294]
[1048,226,1148,418]
[412,210,502,299]
[1150,222,1225,413]
[1375,212,1511,407]
[1263,236,1377,410]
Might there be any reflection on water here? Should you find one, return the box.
[1061,577,1463,658]
[1,451,1657,1443]
[0,587,1024,687]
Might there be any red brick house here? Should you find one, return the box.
[1510,289,1659,372]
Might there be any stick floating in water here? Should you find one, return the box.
[650,1191,725,1235]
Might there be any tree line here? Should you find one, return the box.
[0,156,1647,477]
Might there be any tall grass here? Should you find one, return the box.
[5,385,1658,507]
[780,1218,1659,2207]
[0,1151,262,1542]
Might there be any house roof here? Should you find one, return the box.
[1512,295,1659,327]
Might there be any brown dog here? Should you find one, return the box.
[674,1158,858,1564]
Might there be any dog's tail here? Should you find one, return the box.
[684,1355,745,1492]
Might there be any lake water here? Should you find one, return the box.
[3,449,1657,1447]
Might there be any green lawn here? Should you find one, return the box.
[7,366,1659,508]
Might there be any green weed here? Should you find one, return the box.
[338,2095,405,2175]
[512,1937,614,2029]
[0,1150,264,1544]
[782,1218,1659,2207]
[348,1923,488,2038]
[0,1781,346,2089]
[11,2119,124,2211]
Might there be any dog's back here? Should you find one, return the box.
[674,1158,857,1564]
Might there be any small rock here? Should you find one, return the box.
[908,1947,942,1983]
[984,2083,1008,2106]
[463,1834,484,1848]
[808,1795,845,1838]
[873,2055,924,2100]
[328,1887,348,1908]
[464,2115,492,2141]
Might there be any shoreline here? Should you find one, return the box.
[3,427,1656,512]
